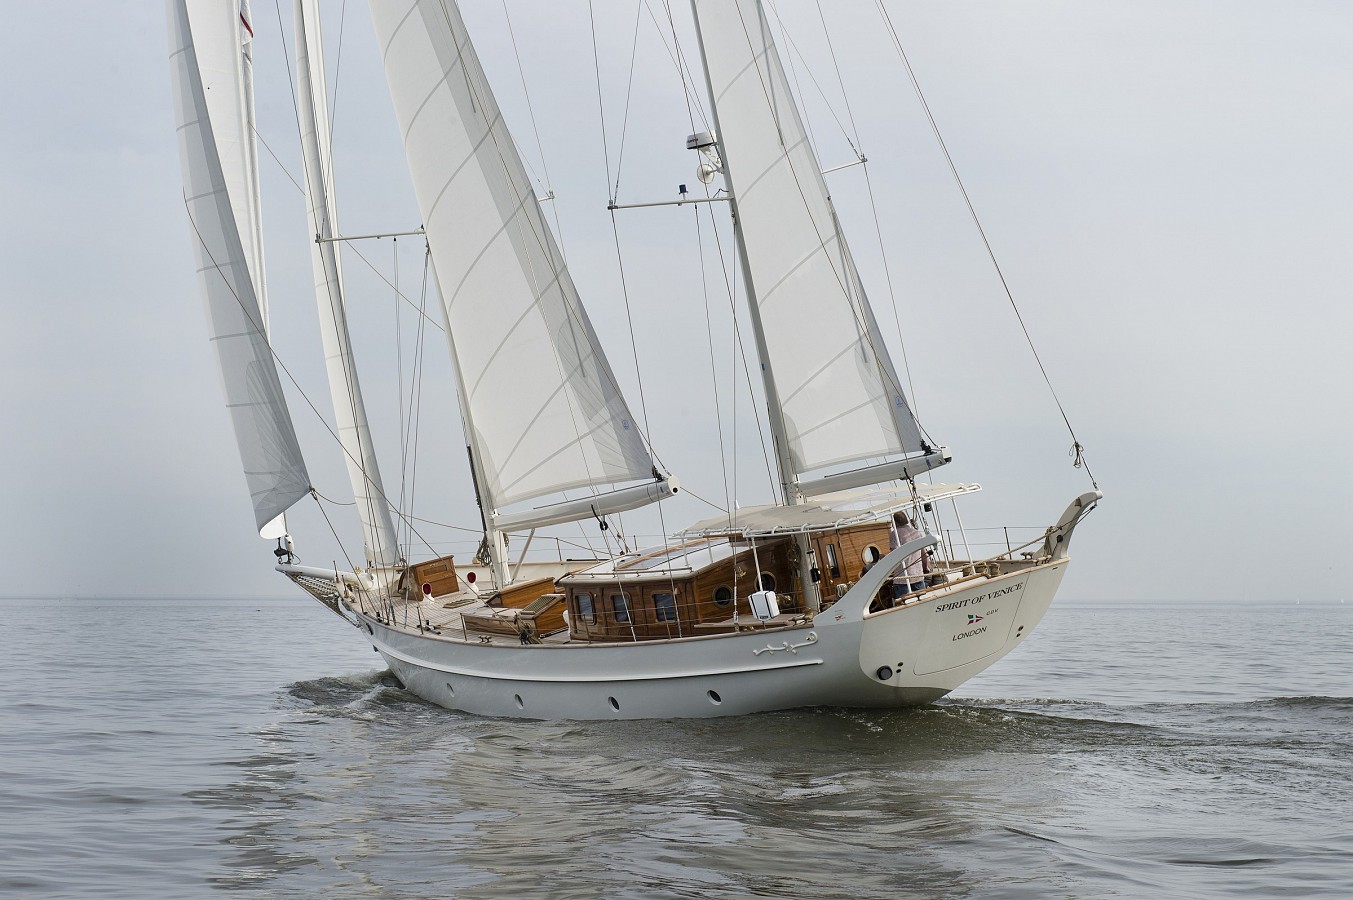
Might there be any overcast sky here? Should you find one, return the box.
[3,1,1350,603]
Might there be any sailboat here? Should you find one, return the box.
[167,0,1100,719]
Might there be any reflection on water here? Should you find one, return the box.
[2,600,1351,898]
[203,677,1066,898]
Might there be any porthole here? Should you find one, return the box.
[608,696,620,711]
[514,694,524,709]
[713,585,733,608]
[707,690,722,705]
[758,572,776,592]
[862,546,882,564]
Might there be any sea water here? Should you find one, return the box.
[1,597,1349,898]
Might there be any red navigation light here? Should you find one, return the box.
[466,571,477,584]
[422,582,432,596]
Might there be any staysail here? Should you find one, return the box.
[169,0,310,532]
[368,0,661,516]
[690,0,929,481]
[294,0,400,567]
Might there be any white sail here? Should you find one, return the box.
[368,0,657,513]
[169,0,310,532]
[691,0,927,477]
[294,0,400,567]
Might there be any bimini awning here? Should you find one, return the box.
[678,483,981,539]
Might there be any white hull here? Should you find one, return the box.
[349,560,1068,720]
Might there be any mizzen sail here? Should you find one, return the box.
[169,0,310,532]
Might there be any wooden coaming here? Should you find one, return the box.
[496,575,556,609]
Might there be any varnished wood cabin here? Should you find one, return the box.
[421,522,894,642]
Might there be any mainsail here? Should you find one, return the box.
[368,0,660,517]
[690,0,928,480]
[169,0,310,532]
[294,0,400,567]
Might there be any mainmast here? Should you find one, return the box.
[294,0,401,568]
[687,0,954,612]
[687,1,819,611]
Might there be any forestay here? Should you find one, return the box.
[369,0,657,511]
[691,0,927,476]
[169,0,310,532]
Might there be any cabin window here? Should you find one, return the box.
[863,546,882,565]
[654,592,676,622]
[713,585,733,608]
[575,592,596,625]
[759,572,776,593]
[611,593,631,623]
[825,543,840,578]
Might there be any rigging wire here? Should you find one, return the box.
[692,204,732,520]
[587,1,676,481]
[809,1,921,412]
[395,237,406,544]
[311,490,361,575]
[651,0,711,135]
[242,121,445,334]
[324,0,347,174]
[700,195,778,501]
[649,0,778,503]
[500,0,568,248]
[719,2,942,456]
[181,205,443,563]
[874,1,1096,488]
[609,3,646,199]
[399,246,433,556]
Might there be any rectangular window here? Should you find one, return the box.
[575,592,596,625]
[611,593,630,623]
[825,543,840,578]
[654,592,676,622]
